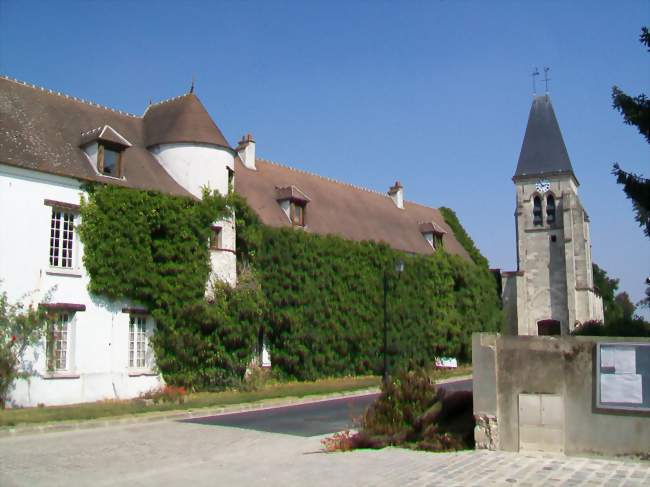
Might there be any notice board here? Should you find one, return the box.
[596,343,650,412]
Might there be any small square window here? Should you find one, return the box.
[98,144,123,177]
[227,167,234,194]
[550,235,557,242]
[210,226,222,250]
[291,202,305,226]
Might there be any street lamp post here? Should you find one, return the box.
[383,259,404,385]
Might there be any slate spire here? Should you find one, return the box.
[514,95,575,181]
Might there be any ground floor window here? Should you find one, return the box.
[129,315,147,368]
[47,313,70,371]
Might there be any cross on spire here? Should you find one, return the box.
[543,67,551,93]
[531,67,540,94]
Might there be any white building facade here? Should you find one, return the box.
[1,75,476,407]
[0,77,236,406]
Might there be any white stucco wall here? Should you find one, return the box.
[0,165,163,407]
[150,143,234,199]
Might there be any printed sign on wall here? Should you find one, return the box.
[597,343,650,412]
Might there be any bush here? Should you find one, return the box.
[152,279,263,391]
[0,288,50,408]
[322,368,475,452]
[140,385,187,404]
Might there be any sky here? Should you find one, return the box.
[1,0,649,312]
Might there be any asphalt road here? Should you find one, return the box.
[182,378,472,437]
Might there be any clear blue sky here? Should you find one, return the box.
[1,0,649,311]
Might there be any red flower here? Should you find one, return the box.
[11,335,16,342]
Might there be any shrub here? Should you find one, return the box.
[140,385,187,404]
[322,368,475,452]
[0,288,51,408]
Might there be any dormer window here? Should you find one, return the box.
[291,201,305,227]
[98,143,123,177]
[80,125,131,179]
[276,185,310,228]
[419,221,446,250]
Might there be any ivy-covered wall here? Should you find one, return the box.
[79,186,502,389]
[253,227,501,380]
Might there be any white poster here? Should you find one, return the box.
[613,347,637,374]
[600,374,643,404]
[600,347,615,368]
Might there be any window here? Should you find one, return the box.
[533,196,543,226]
[47,313,70,371]
[97,143,122,177]
[290,201,305,226]
[129,315,147,368]
[227,167,234,194]
[49,208,75,268]
[434,234,443,249]
[546,195,556,224]
[209,226,222,250]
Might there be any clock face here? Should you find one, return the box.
[535,180,550,193]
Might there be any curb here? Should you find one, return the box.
[0,375,471,439]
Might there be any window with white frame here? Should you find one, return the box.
[49,208,75,268]
[129,315,147,368]
[47,313,70,371]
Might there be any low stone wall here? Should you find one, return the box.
[472,333,650,457]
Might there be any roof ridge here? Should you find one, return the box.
[142,93,191,115]
[256,157,390,199]
[404,199,441,212]
[0,75,139,118]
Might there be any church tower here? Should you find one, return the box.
[502,95,604,336]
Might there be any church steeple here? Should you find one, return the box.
[514,95,575,182]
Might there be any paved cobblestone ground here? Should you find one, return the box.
[0,419,647,486]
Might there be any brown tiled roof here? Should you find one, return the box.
[0,76,230,197]
[142,93,231,148]
[235,158,471,259]
[1,76,472,260]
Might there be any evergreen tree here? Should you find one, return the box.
[611,27,650,238]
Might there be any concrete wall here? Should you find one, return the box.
[473,333,650,457]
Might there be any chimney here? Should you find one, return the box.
[236,133,256,170]
[388,181,404,209]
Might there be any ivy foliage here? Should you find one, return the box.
[79,185,228,317]
[252,225,501,380]
[78,185,260,390]
[439,207,488,267]
[79,185,501,388]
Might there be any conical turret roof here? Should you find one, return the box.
[514,95,575,180]
[143,93,231,149]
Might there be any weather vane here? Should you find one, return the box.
[531,67,540,94]
[543,67,551,93]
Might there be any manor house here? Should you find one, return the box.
[0,76,469,407]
